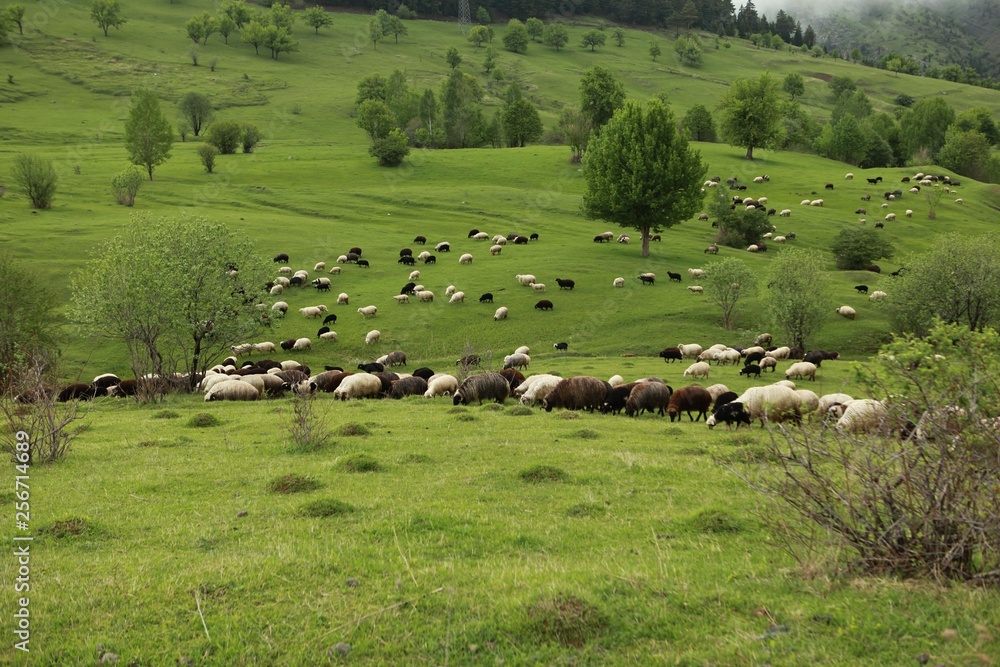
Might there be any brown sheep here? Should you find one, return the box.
[389,376,428,399]
[625,382,673,417]
[666,385,713,422]
[542,376,611,412]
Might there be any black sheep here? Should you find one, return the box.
[323,313,338,325]
[708,401,752,429]
[412,367,435,380]
[399,248,412,257]
[346,252,360,263]
[280,338,296,351]
[357,259,370,268]
[413,235,426,244]
[468,228,480,238]
[358,362,385,373]
[601,383,638,414]
[739,364,762,378]
[529,233,539,240]
[658,347,682,363]
[513,236,529,245]
[424,255,436,265]
[534,300,553,311]
[317,326,330,337]
[554,342,568,351]
[639,275,655,285]
[713,391,739,411]
[667,272,682,282]
[478,293,493,303]
[555,278,575,290]
[854,285,868,294]
[398,256,416,265]
[400,283,417,295]
[273,253,289,263]
[744,351,764,365]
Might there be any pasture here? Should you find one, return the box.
[1,1,1000,664]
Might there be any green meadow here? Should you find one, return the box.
[1,1,999,664]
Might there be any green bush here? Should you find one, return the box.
[830,227,894,270]
[241,123,262,153]
[369,128,410,166]
[110,165,144,206]
[206,120,242,154]
[12,153,58,209]
[197,144,219,173]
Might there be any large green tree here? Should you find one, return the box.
[717,72,783,159]
[303,6,332,34]
[124,88,173,180]
[830,227,895,270]
[186,12,218,45]
[498,84,543,147]
[782,72,804,100]
[91,0,126,37]
[543,23,568,51]
[953,106,1000,146]
[937,128,995,182]
[502,18,528,53]
[582,98,706,257]
[579,65,625,129]
[682,104,716,142]
[178,92,213,137]
[220,0,251,28]
[901,97,955,162]
[442,70,486,148]
[581,29,606,51]
[763,248,831,351]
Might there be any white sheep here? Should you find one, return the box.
[714,349,741,365]
[608,374,625,387]
[417,290,434,302]
[794,389,819,413]
[417,251,431,261]
[333,373,383,401]
[683,361,711,379]
[231,343,254,355]
[779,209,791,217]
[336,255,349,263]
[844,172,854,180]
[299,306,323,318]
[885,213,896,222]
[705,383,730,400]
[490,244,503,255]
[677,343,703,358]
[494,306,508,321]
[278,266,293,275]
[869,290,887,301]
[773,380,796,389]
[810,199,824,206]
[784,361,818,381]
[424,374,459,398]
[698,213,710,220]
[773,235,786,243]
[518,375,562,406]
[800,199,812,206]
[757,196,768,205]
[445,285,456,296]
[271,301,289,312]
[413,285,425,292]
[762,232,772,239]
[514,346,530,355]
[409,270,420,281]
[836,399,887,432]
[204,380,260,402]
[531,283,546,292]
[328,266,341,275]
[293,270,309,280]
[274,277,290,288]
[747,245,759,252]
[836,305,857,320]
[955,198,964,204]
[472,232,489,240]
[337,293,349,305]
[503,353,531,370]
[613,277,625,288]
[253,342,276,353]
[200,373,232,394]
[459,253,474,265]
[492,235,507,245]
[727,385,801,427]
[766,346,791,360]
[357,305,378,318]
[760,357,778,372]
[617,234,630,244]
[818,393,854,415]
[237,375,266,397]
[905,210,913,217]
[314,262,326,271]
[365,329,381,345]
[516,274,536,286]
[687,285,704,294]
[269,284,284,296]
[393,294,410,304]
[449,291,466,303]
[753,176,764,183]
[688,268,705,278]
[319,331,338,341]
[293,337,311,351]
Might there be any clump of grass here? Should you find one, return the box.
[565,502,606,518]
[560,411,580,420]
[689,509,745,534]
[663,426,684,436]
[0,492,15,504]
[508,406,533,416]
[519,465,569,484]
[727,431,758,447]
[338,453,383,473]
[480,403,504,411]
[299,498,355,518]
[337,422,370,437]
[42,517,93,538]
[267,474,322,494]
[526,593,609,647]
[137,440,160,448]
[398,453,432,464]
[677,446,709,456]
[570,428,600,440]
[455,413,477,422]
[151,409,180,419]
[447,407,467,414]
[186,413,221,428]
[716,445,780,465]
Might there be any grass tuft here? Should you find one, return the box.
[151,409,180,419]
[337,422,371,437]
[338,453,383,473]
[570,428,600,439]
[186,413,221,428]
[480,403,504,411]
[447,407,468,414]
[519,464,570,484]
[299,498,356,518]
[455,413,477,422]
[559,411,580,420]
[267,474,322,494]
[525,592,609,648]
[398,453,432,464]
[42,517,93,539]
[689,509,745,534]
[507,405,533,416]
[565,502,606,518]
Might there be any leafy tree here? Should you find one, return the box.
[498,84,542,148]
[0,251,59,392]
[468,25,489,48]
[860,131,896,169]
[446,46,462,69]
[442,70,486,148]
[703,258,758,329]
[269,3,294,32]
[681,104,716,142]
[709,192,772,247]
[583,98,706,257]
[6,5,24,35]
[11,154,58,209]
[206,120,242,154]
[525,17,543,42]
[901,97,955,162]
[482,46,498,72]
[356,99,396,142]
[717,72,783,159]
[828,75,856,99]
[581,29,606,51]
[763,248,831,351]
[674,35,701,65]
[417,88,440,146]
[937,128,994,181]
[124,88,173,180]
[503,19,528,53]
[475,6,491,24]
[830,227,894,270]
[828,114,868,165]
[110,165,144,206]
[612,28,626,46]
[895,93,914,107]
[241,123,262,153]
[803,24,815,48]
[953,106,1000,146]
[368,17,383,49]
[559,107,591,163]
[72,214,273,390]
[370,128,410,166]
[386,15,407,43]
[178,92,213,137]
[543,23,568,51]
[263,25,297,60]
[356,74,388,104]
[177,120,191,142]
[649,41,662,61]
[242,20,267,55]
[197,144,219,173]
[91,0,125,37]
[831,90,873,125]
[303,6,332,34]
[579,65,625,129]
[782,72,804,100]
[216,14,236,44]
[186,12,217,45]
[889,234,1000,335]
[385,69,419,128]
[396,4,417,19]
[781,99,822,151]
[220,0,251,28]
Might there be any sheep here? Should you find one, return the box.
[435,242,451,252]
[503,353,531,370]
[625,382,674,417]
[382,350,407,367]
[683,361,711,379]
[492,235,506,244]
[818,393,855,414]
[794,389,820,414]
[328,266,342,275]
[453,372,510,405]
[449,291,466,304]
[499,368,525,391]
[747,245,759,252]
[836,399,888,432]
[784,361,817,381]
[677,343,703,358]
[333,373,383,401]
[299,306,322,318]
[357,305,378,318]
[617,234,630,244]
[845,172,854,180]
[810,200,824,207]
[490,244,503,255]
[514,346,530,355]
[319,331,339,341]
[773,235,786,243]
[531,283,546,292]
[393,294,410,304]
[869,290,888,301]
[802,350,839,366]
[408,271,421,282]
[254,342,276,354]
[759,357,778,372]
[494,307,508,321]
[955,198,963,204]
[836,306,857,320]
[779,209,791,217]
[905,209,913,217]
[687,285,704,295]
[698,213,710,221]
[205,380,260,402]
[312,277,332,291]
[705,401,752,429]
[516,274,537,286]
[417,290,435,302]
[666,385,713,422]
[739,364,762,379]
[517,374,562,406]
[424,374,459,398]
[292,337,311,351]
[231,343,254,356]
[800,199,812,206]
[731,385,802,426]
[714,349,741,366]
[278,266,294,275]
[753,176,765,183]
[389,376,428,399]
[705,384,731,400]
[687,268,705,278]
[459,253,474,265]
[424,255,437,265]
[541,376,610,412]
[608,375,625,387]
[885,213,896,222]
[639,274,656,285]
[337,293,349,305]
[365,330,381,345]
[269,284,284,296]
[766,346,791,360]
[534,300,553,311]
[613,277,625,288]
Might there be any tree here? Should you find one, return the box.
[186,12,217,45]
[368,17,383,49]
[356,99,396,142]
[709,192,772,248]
[6,5,24,35]
[446,46,462,69]
[830,227,894,270]
[0,251,59,392]
[220,0,251,28]
[370,128,410,166]
[468,25,489,48]
[206,120,242,154]
[110,165,144,206]
[499,84,543,148]
[676,0,700,31]
[763,248,830,351]
[937,128,994,182]
[11,154,58,210]
[356,73,388,105]
[828,75,856,99]
[889,234,1000,335]
[197,144,219,173]
[682,104,716,142]
[475,6,491,24]
[827,114,868,165]
[782,72,804,100]
[649,41,662,61]
[583,98,706,257]
[178,92,213,137]
[263,25,297,60]
[269,3,294,32]
[124,88,173,181]
[674,35,702,65]
[901,97,955,162]
[953,106,1000,146]
[703,258,758,329]
[581,29,606,51]
[482,46,498,73]
[559,107,592,163]
[612,28,626,47]
[386,15,407,43]
[803,24,815,48]
[503,19,528,53]
[303,6,332,34]
[241,19,267,55]
[442,70,486,148]
[831,90,873,126]
[580,65,625,129]
[417,88,440,147]
[717,72,783,159]
[543,24,568,51]
[525,17,543,42]
[91,0,125,37]
[241,123,262,153]
[217,14,236,44]
[72,214,273,391]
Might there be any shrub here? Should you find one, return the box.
[12,153,58,209]
[895,93,915,107]
[288,393,332,452]
[206,120,242,154]
[197,144,219,173]
[110,166,144,206]
[369,128,410,166]
[710,194,773,248]
[830,227,894,270]
[241,123,262,153]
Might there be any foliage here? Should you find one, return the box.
[502,18,528,54]
[682,104,716,142]
[303,6,332,34]
[396,4,417,20]
[355,73,388,105]
[475,5,491,24]
[709,192,772,248]
[442,70,486,148]
[543,23,568,51]
[241,19,267,55]
[782,72,804,99]
[900,97,955,162]
[446,46,462,69]
[613,28,625,47]
[219,0,250,28]
[6,5,24,36]
[583,98,706,257]
[110,166,144,206]
[498,85,543,148]
[467,25,489,48]
[649,41,661,61]
[124,88,173,180]
[206,120,242,155]
[830,227,894,270]
[385,15,407,43]
[559,107,591,163]
[482,46,498,73]
[240,123,262,153]
[177,92,213,137]
[262,25,297,60]
[91,0,126,37]
[216,13,236,44]
[953,106,1000,145]
[525,17,543,42]
[781,100,821,151]
[823,114,868,165]
[763,248,830,351]
[11,153,58,209]
[895,93,914,107]
[268,3,294,32]
[888,233,1000,335]
[674,36,702,66]
[369,128,410,166]
[356,99,396,142]
[717,72,783,159]
[1,359,80,464]
[197,144,219,173]
[368,16,383,49]
[827,75,855,98]
[703,257,758,329]
[579,65,625,129]
[0,253,60,393]
[937,128,995,181]
[581,30,606,52]
[185,12,217,46]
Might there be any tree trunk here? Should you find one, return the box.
[746,145,754,160]
[641,226,651,257]
[189,335,202,392]
[147,164,154,181]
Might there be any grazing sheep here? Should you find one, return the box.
[687,268,705,278]
[445,285,457,296]
[905,210,913,217]
[254,342,276,354]
[617,234,630,244]
[802,350,839,366]
[299,306,322,318]
[417,290,435,302]
[231,343,254,356]
[784,361,817,381]
[658,347,682,363]
[810,200,824,207]
[292,337,311,351]
[278,266,294,275]
[424,255,437,265]
[493,235,507,245]
[459,253,474,265]
[747,245,759,252]
[424,374,459,398]
[731,385,801,426]
[714,349,741,366]
[357,305,378,318]
[608,375,625,387]
[380,350,406,367]
[413,236,427,245]
[503,353,531,370]
[435,242,451,252]
[955,198,963,204]
[613,277,625,288]
[639,274,656,285]
[365,330,381,345]
[705,384,731,400]
[779,209,791,217]
[845,173,854,180]
[453,372,510,405]
[409,270,421,281]
[687,285,704,294]
[516,274,537,286]
[773,236,786,243]
[328,266,342,275]
[389,376,428,399]
[794,389,820,414]
[499,368,526,391]
[625,382,674,417]
[514,346,530,355]
[449,291,466,304]
[836,399,888,432]
[800,199,811,206]
[705,401,752,429]
[854,284,869,294]
[517,374,562,406]
[531,283,546,292]
[490,244,503,255]
[393,294,410,304]
[666,385,713,422]
[869,290,887,301]
[555,278,575,290]
[205,380,260,402]
[766,346,791,360]
[472,232,489,240]
[269,284,284,296]
[759,357,778,372]
[818,393,854,414]
[494,307,508,321]
[333,373,383,401]
[683,361,711,379]
[534,300,553,311]
[698,213,710,221]
[337,293,349,305]
[319,331,339,341]
[739,364,762,378]
[677,343,703,358]
[836,305,857,320]
[478,293,493,303]
[542,376,610,412]
[553,342,568,351]
[885,213,896,222]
